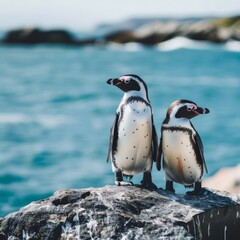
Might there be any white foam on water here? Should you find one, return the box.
[157,37,212,51]
[124,42,144,51]
[106,37,240,53]
[36,115,68,128]
[0,113,68,128]
[225,40,240,52]
[107,42,144,51]
[0,113,30,124]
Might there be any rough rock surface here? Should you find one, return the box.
[0,186,240,239]
[203,164,240,194]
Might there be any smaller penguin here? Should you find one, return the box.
[158,99,209,195]
[106,74,159,189]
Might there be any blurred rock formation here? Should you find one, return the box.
[204,164,240,194]
[1,16,240,45]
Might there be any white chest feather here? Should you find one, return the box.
[162,129,202,185]
[114,101,152,175]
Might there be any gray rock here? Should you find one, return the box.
[0,186,240,239]
[1,16,240,46]
[2,28,75,44]
[134,21,180,45]
[102,17,240,45]
[232,29,240,41]
[181,21,232,43]
[104,30,138,44]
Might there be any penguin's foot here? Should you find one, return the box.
[186,181,202,195]
[186,189,203,195]
[115,181,134,186]
[141,181,158,190]
[141,172,158,190]
[115,171,134,186]
[165,180,175,193]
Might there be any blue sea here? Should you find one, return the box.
[0,37,240,217]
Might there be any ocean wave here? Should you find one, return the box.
[106,37,240,52]
[123,42,144,51]
[107,42,144,51]
[0,113,29,124]
[0,113,68,128]
[156,37,217,51]
[156,38,240,52]
[224,40,240,52]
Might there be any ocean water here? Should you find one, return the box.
[0,38,240,217]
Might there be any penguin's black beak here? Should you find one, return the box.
[107,78,122,86]
[194,107,210,115]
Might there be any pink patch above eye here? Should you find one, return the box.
[188,104,197,110]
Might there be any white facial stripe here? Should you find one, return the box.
[120,76,143,92]
[120,76,137,83]
[120,76,149,102]
[170,103,185,118]
[170,103,197,118]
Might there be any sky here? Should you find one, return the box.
[0,0,240,31]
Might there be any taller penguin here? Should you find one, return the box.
[107,74,159,189]
[158,99,209,195]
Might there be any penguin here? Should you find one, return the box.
[106,74,159,189]
[158,99,209,195]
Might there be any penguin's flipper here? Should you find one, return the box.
[151,115,159,169]
[107,113,119,162]
[156,136,162,171]
[193,130,208,174]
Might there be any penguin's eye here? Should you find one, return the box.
[187,105,197,111]
[125,79,130,84]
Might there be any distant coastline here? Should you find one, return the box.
[0,15,239,46]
